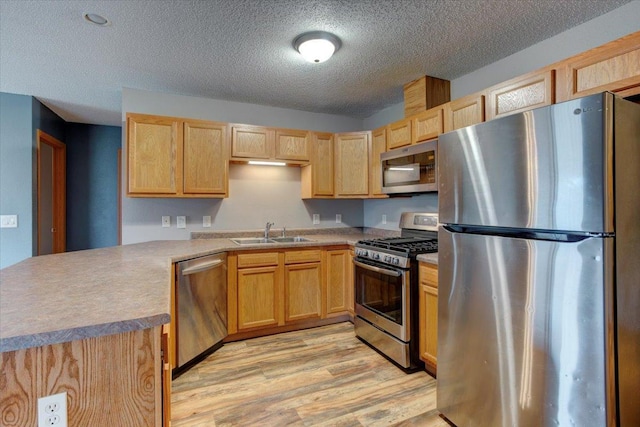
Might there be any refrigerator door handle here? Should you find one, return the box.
[442,224,606,242]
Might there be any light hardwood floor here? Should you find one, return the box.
[172,322,450,426]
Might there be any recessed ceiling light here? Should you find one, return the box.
[293,31,341,63]
[83,13,110,26]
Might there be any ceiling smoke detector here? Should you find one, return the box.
[83,13,110,26]
[293,31,341,63]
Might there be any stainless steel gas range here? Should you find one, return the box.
[353,212,438,372]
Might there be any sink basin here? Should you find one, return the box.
[230,237,275,245]
[270,236,314,243]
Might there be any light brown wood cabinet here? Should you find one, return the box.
[235,252,282,331]
[444,94,485,132]
[411,106,444,143]
[127,113,228,198]
[386,119,412,150]
[419,261,438,374]
[486,70,555,120]
[369,127,387,197]
[325,249,352,317]
[231,125,310,163]
[335,131,370,197]
[301,132,334,198]
[284,250,323,322]
[275,129,310,161]
[556,31,640,101]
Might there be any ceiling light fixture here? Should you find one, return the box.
[248,161,286,166]
[293,31,341,63]
[83,13,110,26]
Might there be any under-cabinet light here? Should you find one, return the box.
[388,167,415,171]
[248,161,287,166]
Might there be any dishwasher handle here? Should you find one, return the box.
[181,259,224,276]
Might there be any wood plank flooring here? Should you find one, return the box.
[172,322,450,426]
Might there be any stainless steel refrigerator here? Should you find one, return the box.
[437,92,640,427]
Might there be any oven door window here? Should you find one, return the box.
[356,263,405,325]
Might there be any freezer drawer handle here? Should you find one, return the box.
[353,259,402,277]
[181,259,224,275]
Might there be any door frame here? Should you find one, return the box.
[37,130,66,255]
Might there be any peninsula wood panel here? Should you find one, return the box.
[386,119,412,150]
[444,94,485,132]
[285,262,322,322]
[556,31,640,101]
[237,266,282,330]
[412,106,444,143]
[231,125,273,159]
[127,114,179,194]
[0,328,161,427]
[335,131,369,197]
[325,249,351,316]
[275,129,310,161]
[370,127,386,196]
[182,120,227,195]
[486,70,555,120]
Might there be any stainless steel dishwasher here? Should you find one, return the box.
[175,252,227,376]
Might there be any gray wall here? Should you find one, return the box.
[121,88,365,244]
[1,93,33,268]
[66,123,121,251]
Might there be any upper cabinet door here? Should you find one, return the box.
[127,114,179,195]
[486,70,555,120]
[335,131,370,197]
[183,120,228,195]
[386,119,412,150]
[231,125,273,159]
[412,106,444,143]
[310,132,334,197]
[444,94,485,132]
[275,129,310,162]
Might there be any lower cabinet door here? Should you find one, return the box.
[237,266,281,330]
[285,262,322,322]
[419,283,438,370]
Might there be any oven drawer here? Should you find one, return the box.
[355,316,410,368]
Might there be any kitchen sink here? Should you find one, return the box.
[230,236,315,245]
[230,237,275,245]
[270,236,314,243]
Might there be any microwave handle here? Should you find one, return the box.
[353,259,402,277]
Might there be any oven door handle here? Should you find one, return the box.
[353,259,402,277]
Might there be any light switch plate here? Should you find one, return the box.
[0,215,18,228]
[162,216,170,228]
[177,216,186,229]
[336,214,342,223]
[382,214,387,224]
[312,214,320,225]
[203,216,212,228]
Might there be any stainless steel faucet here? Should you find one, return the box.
[281,226,286,237]
[264,222,274,239]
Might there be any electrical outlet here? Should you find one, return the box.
[38,392,67,427]
[312,214,320,225]
[203,216,212,228]
[336,214,342,223]
[176,216,186,229]
[382,214,387,224]
[0,214,18,228]
[162,216,170,228]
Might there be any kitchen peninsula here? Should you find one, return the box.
[0,232,366,426]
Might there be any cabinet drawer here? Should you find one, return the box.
[284,250,322,264]
[237,252,279,268]
[419,262,438,287]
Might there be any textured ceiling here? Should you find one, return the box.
[0,0,631,126]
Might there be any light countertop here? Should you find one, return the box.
[0,234,366,353]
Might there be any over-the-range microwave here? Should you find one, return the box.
[381,139,438,194]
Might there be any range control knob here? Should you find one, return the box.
[393,258,400,265]
[372,253,380,260]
